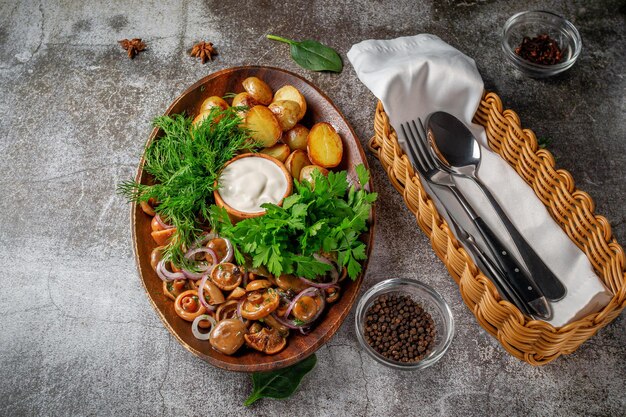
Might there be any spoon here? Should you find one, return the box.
[424,111,566,301]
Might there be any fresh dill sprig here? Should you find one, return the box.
[118,106,254,267]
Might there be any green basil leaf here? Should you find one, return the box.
[244,354,317,406]
[267,34,343,73]
[290,40,343,73]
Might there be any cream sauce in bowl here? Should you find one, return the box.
[218,155,289,213]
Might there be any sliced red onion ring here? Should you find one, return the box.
[312,254,339,281]
[237,298,244,319]
[307,289,326,323]
[298,273,338,289]
[197,274,216,311]
[221,238,234,264]
[156,259,185,282]
[284,287,318,319]
[192,314,217,340]
[185,247,218,266]
[192,232,217,249]
[155,214,174,230]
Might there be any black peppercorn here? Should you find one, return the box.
[363,294,436,363]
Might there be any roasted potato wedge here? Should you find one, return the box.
[260,143,291,163]
[299,165,329,184]
[272,85,307,121]
[284,150,311,181]
[242,77,273,105]
[243,105,282,147]
[283,124,309,151]
[269,100,301,131]
[199,96,229,113]
[231,92,258,109]
[307,122,343,168]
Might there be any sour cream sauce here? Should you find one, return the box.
[218,156,288,213]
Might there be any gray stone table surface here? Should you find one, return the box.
[1,0,625,416]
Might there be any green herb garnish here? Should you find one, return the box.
[117,107,254,267]
[212,164,376,280]
[244,354,317,406]
[267,34,343,73]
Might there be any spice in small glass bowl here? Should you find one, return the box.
[363,293,436,363]
[355,278,454,370]
[501,10,582,78]
[515,34,563,65]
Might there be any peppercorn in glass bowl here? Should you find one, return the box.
[501,10,582,78]
[355,278,454,370]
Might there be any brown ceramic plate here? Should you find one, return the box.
[131,66,375,372]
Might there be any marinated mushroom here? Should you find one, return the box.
[211,263,243,291]
[273,274,309,292]
[216,300,240,321]
[198,279,226,305]
[206,237,230,263]
[227,287,246,300]
[150,246,165,271]
[292,292,324,323]
[263,313,290,337]
[174,290,206,322]
[241,288,280,320]
[244,326,287,355]
[151,227,177,246]
[210,318,246,355]
[246,279,272,292]
[325,286,340,303]
[163,279,187,301]
[140,199,156,216]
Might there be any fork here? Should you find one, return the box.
[400,118,551,319]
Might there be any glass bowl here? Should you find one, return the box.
[501,10,582,78]
[355,278,454,370]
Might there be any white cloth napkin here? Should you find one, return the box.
[348,34,612,327]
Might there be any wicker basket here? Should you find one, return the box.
[369,92,626,365]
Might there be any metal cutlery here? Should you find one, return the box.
[399,118,552,320]
[424,111,566,301]
[445,215,533,317]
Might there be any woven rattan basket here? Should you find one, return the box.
[369,92,626,365]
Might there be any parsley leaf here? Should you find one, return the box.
[215,164,376,280]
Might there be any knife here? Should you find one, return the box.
[448,219,534,317]
[448,187,552,319]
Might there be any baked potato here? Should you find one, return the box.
[307,122,343,168]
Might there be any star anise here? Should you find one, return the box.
[118,38,146,59]
[190,41,218,64]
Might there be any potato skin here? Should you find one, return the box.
[231,92,258,109]
[260,143,291,163]
[242,77,273,106]
[284,150,311,182]
[299,165,329,184]
[307,122,343,168]
[199,96,229,113]
[273,85,307,121]
[269,100,301,131]
[244,105,282,147]
[283,124,309,151]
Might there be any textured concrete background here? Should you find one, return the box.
[1,0,625,416]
